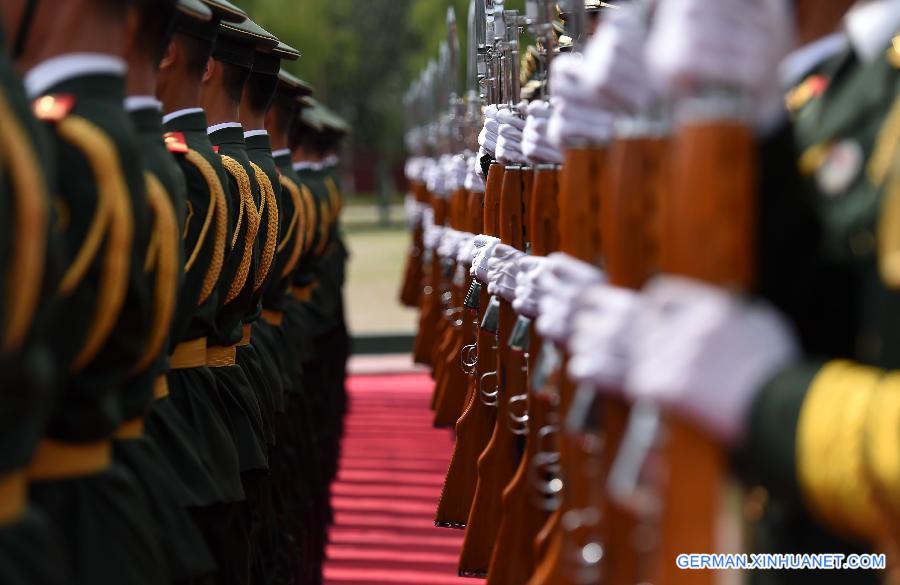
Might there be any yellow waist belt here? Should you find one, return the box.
[29,438,112,482]
[292,281,318,302]
[261,309,284,327]
[170,338,208,370]
[153,375,169,400]
[207,345,236,367]
[0,472,26,525]
[114,418,145,440]
[237,324,252,347]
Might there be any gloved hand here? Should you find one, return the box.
[626,276,799,444]
[535,252,606,343]
[464,154,486,192]
[567,284,641,391]
[486,244,526,302]
[645,0,791,130]
[495,103,528,164]
[478,104,500,157]
[523,100,564,164]
[582,2,655,114]
[456,232,477,266]
[470,234,501,282]
[404,156,427,183]
[423,221,445,254]
[403,193,423,229]
[547,54,617,149]
[444,154,469,193]
[513,255,550,318]
[424,156,447,196]
[437,228,464,261]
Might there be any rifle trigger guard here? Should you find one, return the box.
[460,343,478,374]
[507,393,529,435]
[479,371,499,407]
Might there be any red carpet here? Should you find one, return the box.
[323,373,474,584]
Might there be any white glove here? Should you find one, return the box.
[626,276,799,444]
[548,54,617,149]
[567,284,641,391]
[404,156,426,183]
[403,193,422,229]
[495,104,528,164]
[478,105,500,157]
[523,100,564,164]
[464,154,486,192]
[437,228,464,260]
[486,244,526,302]
[456,232,477,266]
[470,234,501,282]
[513,255,550,318]
[535,252,606,343]
[645,0,791,130]
[582,3,655,114]
[444,154,469,193]
[423,222,445,254]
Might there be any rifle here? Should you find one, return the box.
[399,85,427,309]
[657,92,755,585]
[485,2,561,581]
[413,63,443,367]
[435,164,499,529]
[460,4,532,575]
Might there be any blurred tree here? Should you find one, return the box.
[239,0,523,180]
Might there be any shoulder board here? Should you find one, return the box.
[164,131,189,154]
[785,75,828,114]
[32,94,76,122]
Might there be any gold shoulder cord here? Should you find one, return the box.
[57,116,134,371]
[131,173,178,374]
[279,176,306,278]
[183,149,227,305]
[796,360,882,542]
[250,162,279,292]
[220,156,259,304]
[314,190,332,257]
[863,373,900,534]
[324,175,343,218]
[299,183,317,255]
[0,89,47,353]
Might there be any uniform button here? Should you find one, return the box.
[850,230,876,256]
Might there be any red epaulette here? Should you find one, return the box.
[32,94,76,122]
[164,131,189,154]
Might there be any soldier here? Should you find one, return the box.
[290,99,347,486]
[199,13,281,585]
[235,35,301,585]
[4,0,166,582]
[251,64,321,582]
[155,1,252,582]
[122,0,219,582]
[0,19,66,585]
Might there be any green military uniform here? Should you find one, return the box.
[25,52,165,585]
[0,28,66,585]
[205,14,283,585]
[125,91,221,583]
[742,27,900,585]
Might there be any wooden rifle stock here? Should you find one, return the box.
[399,181,429,307]
[459,164,528,576]
[435,171,499,528]
[434,187,478,427]
[657,117,756,585]
[413,191,446,367]
[486,166,559,585]
[530,147,607,585]
[598,132,667,585]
